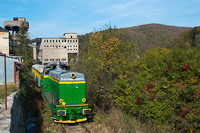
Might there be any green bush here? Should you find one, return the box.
[112,47,200,132]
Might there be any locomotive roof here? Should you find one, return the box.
[33,64,44,73]
[32,64,41,69]
[49,70,85,82]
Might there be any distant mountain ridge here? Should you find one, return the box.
[120,24,191,51]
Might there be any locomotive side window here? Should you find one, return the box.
[45,70,50,74]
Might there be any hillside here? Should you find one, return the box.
[122,24,191,51]
[78,24,191,52]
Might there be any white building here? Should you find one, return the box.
[35,33,79,65]
[0,27,9,56]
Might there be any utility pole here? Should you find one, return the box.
[0,54,7,110]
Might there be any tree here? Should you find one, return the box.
[16,22,33,68]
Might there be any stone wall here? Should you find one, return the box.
[10,93,25,133]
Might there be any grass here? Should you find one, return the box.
[0,84,18,103]
[40,104,172,132]
[87,107,172,133]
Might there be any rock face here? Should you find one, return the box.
[10,93,25,133]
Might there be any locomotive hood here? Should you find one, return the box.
[60,71,85,81]
[49,71,85,82]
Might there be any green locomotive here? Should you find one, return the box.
[31,62,91,123]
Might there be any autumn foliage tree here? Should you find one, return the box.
[74,25,137,109]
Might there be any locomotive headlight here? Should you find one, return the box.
[70,73,76,79]
[82,98,86,102]
[57,110,66,116]
[59,99,63,103]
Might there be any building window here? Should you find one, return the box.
[73,40,74,42]
[50,40,52,42]
[61,59,66,61]
[56,59,60,61]
[68,49,69,50]
[70,45,72,47]
[59,40,60,42]
[59,45,60,47]
[44,40,46,42]
[53,45,54,47]
[56,40,57,42]
[70,40,72,42]
[50,59,54,61]
[44,59,48,61]
[71,36,72,38]
[62,40,63,42]
[47,40,48,42]
[44,45,46,47]
[76,49,77,50]
[68,40,69,42]
[47,45,48,47]
[76,40,77,42]
[68,45,69,47]
[53,40,54,42]
[76,45,77,47]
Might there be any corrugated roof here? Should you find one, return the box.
[0,27,8,32]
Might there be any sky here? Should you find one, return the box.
[0,0,200,39]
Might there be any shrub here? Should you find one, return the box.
[112,47,200,132]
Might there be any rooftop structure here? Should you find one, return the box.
[4,17,29,54]
[4,17,29,32]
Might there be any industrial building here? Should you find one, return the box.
[0,27,9,56]
[35,33,79,65]
[4,17,29,54]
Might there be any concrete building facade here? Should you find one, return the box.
[0,27,9,56]
[36,33,79,65]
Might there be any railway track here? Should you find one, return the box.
[60,123,91,133]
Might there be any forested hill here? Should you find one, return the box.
[121,24,191,51]
[78,24,191,52]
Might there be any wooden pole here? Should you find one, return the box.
[14,62,16,84]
